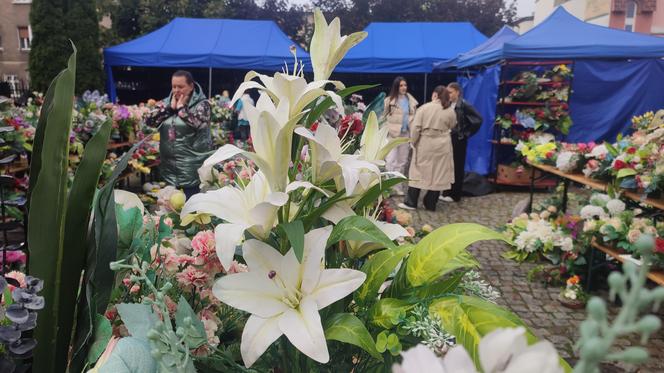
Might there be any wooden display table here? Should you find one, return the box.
[591,241,664,287]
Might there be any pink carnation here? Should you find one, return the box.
[0,251,26,264]
[176,266,209,289]
[5,271,26,291]
[227,260,248,274]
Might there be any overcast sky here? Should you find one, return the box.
[287,0,536,17]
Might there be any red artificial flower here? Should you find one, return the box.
[536,110,546,119]
[561,103,569,110]
[545,151,554,159]
[627,147,637,154]
[655,237,664,254]
[613,159,627,170]
[310,122,319,132]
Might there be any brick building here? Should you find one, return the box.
[0,0,32,95]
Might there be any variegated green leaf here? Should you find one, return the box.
[355,244,414,305]
[407,224,508,287]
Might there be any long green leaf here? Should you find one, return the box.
[384,259,465,300]
[407,223,508,287]
[278,220,305,262]
[70,137,152,371]
[28,45,77,373]
[27,64,61,197]
[176,296,207,349]
[305,84,379,126]
[86,314,113,367]
[56,118,113,367]
[429,296,572,372]
[355,244,414,305]
[327,215,396,254]
[369,298,415,329]
[325,313,383,361]
[352,177,406,211]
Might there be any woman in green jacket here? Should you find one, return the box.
[146,70,212,198]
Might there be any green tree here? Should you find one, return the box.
[29,0,69,92]
[65,0,104,93]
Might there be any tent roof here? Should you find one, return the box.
[434,26,519,70]
[103,18,308,71]
[335,22,487,73]
[504,7,664,59]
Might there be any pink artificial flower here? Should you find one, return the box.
[0,250,26,264]
[164,295,178,317]
[5,271,26,291]
[130,284,141,294]
[191,231,215,258]
[227,260,248,274]
[222,161,236,173]
[122,277,132,287]
[177,254,196,266]
[176,266,209,289]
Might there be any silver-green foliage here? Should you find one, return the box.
[574,235,664,373]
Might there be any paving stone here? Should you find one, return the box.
[393,191,664,371]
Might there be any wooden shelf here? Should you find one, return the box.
[528,162,664,210]
[502,80,568,87]
[592,241,664,286]
[498,100,563,107]
[107,141,131,150]
[489,140,517,146]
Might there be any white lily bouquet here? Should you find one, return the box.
[94,10,570,373]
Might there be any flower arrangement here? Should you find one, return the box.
[559,275,588,308]
[79,10,573,373]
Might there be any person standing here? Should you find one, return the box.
[146,70,212,199]
[235,93,254,141]
[383,77,418,195]
[440,82,483,203]
[398,86,456,212]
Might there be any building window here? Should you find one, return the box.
[625,1,637,32]
[17,26,31,50]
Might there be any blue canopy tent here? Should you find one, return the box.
[103,18,309,102]
[434,7,664,175]
[332,22,486,100]
[434,26,518,70]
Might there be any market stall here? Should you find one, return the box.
[435,7,664,177]
[103,18,310,102]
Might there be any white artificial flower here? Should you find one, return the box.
[231,70,344,120]
[213,227,366,367]
[310,9,368,81]
[556,235,574,252]
[606,199,626,216]
[579,205,608,220]
[555,151,578,173]
[114,190,145,215]
[587,144,608,158]
[589,193,610,206]
[296,123,380,196]
[359,111,409,165]
[180,171,288,269]
[394,328,563,373]
[203,93,303,192]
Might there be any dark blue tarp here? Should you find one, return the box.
[504,7,664,59]
[567,59,664,143]
[435,26,518,70]
[459,65,501,175]
[335,22,487,73]
[103,18,309,101]
[104,18,309,69]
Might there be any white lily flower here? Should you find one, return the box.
[180,171,288,269]
[213,227,366,367]
[203,93,303,192]
[360,111,410,165]
[310,9,368,81]
[394,327,562,373]
[322,201,410,258]
[295,123,380,196]
[231,70,344,119]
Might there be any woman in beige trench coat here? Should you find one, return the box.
[382,76,418,195]
[398,85,456,212]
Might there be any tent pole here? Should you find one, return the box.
[423,73,428,102]
[208,67,212,98]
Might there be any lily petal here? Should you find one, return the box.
[182,187,247,226]
[479,327,528,373]
[242,239,283,274]
[285,181,332,197]
[442,346,478,373]
[213,272,288,318]
[279,297,329,364]
[310,268,366,309]
[503,341,563,373]
[321,201,355,225]
[300,227,333,294]
[240,315,283,368]
[215,223,247,270]
[374,220,411,240]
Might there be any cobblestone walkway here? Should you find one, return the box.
[391,191,664,372]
